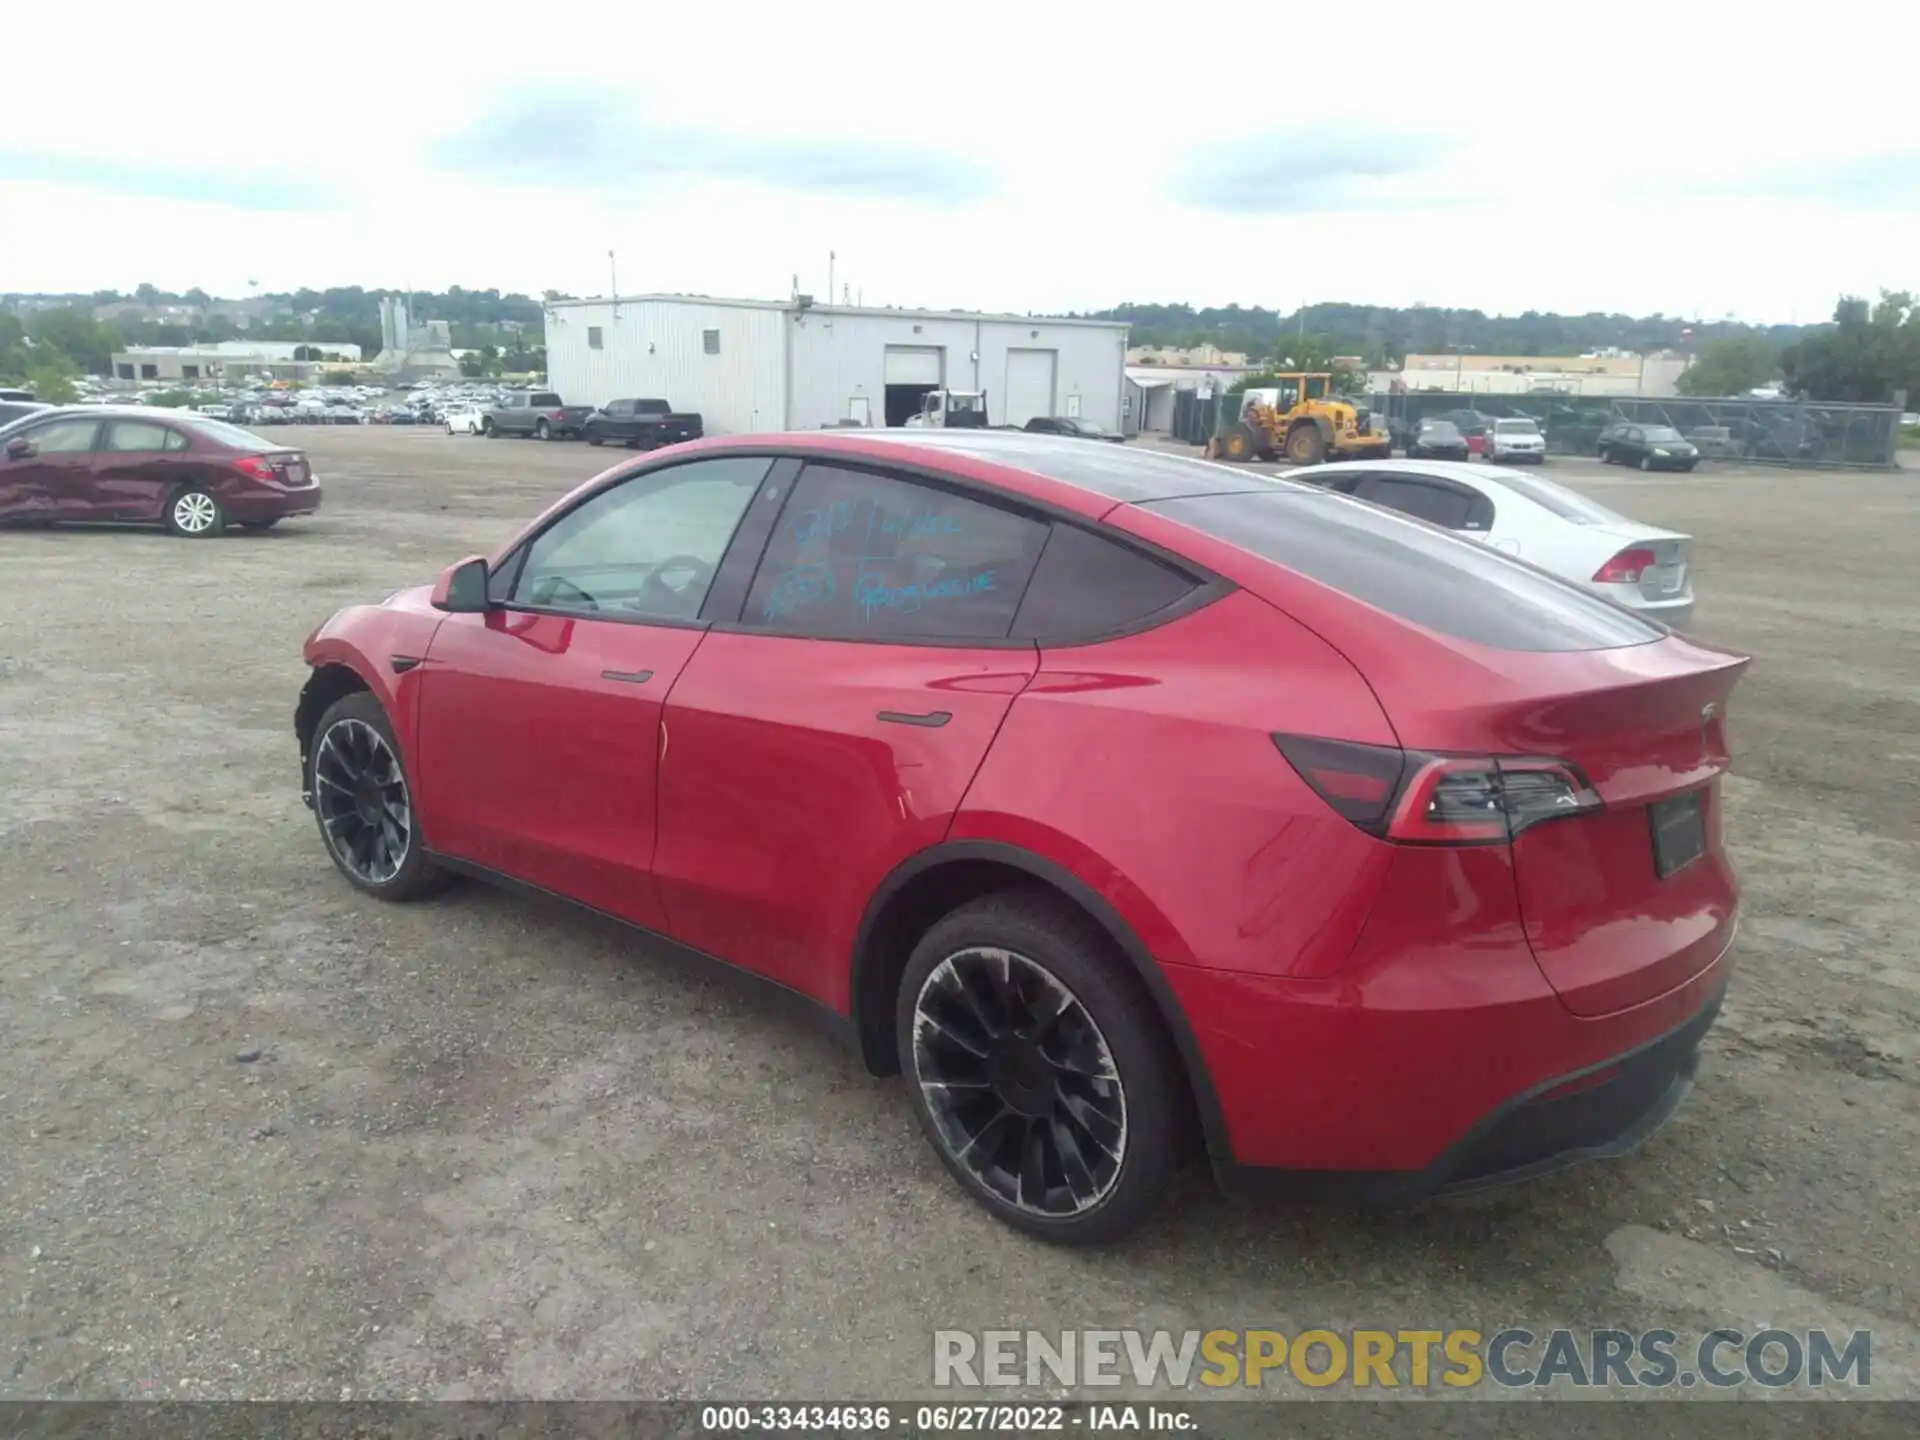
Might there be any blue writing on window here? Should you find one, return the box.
[794,500,858,545]
[877,509,963,542]
[855,568,996,620]
[761,563,836,620]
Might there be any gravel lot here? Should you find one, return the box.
[2,427,1916,1408]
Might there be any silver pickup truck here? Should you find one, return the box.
[482,390,595,440]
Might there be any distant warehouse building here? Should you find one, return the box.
[543,294,1129,434]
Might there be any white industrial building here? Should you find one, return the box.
[543,295,1129,435]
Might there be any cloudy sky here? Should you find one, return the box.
[2,0,1914,322]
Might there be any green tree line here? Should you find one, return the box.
[0,284,553,395]
[7,286,1916,408]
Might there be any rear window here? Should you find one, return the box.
[1144,490,1663,652]
[530,392,563,407]
[1491,471,1638,527]
[172,415,276,450]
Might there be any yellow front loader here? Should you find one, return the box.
[1205,373,1393,465]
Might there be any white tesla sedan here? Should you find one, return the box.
[1302,459,1696,629]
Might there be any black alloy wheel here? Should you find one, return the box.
[307,691,448,901]
[897,891,1181,1244]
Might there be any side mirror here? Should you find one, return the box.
[5,437,32,460]
[431,555,492,613]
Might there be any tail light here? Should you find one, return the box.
[549,409,566,420]
[1593,547,1657,584]
[234,454,277,481]
[1273,734,1599,844]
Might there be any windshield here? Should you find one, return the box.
[1070,419,1110,434]
[1494,419,1540,433]
[1418,421,1462,438]
[1641,426,1685,442]
[1492,470,1639,527]
[947,394,984,413]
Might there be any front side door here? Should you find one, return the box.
[414,454,778,929]
[0,417,105,521]
[95,418,193,521]
[653,460,1048,1003]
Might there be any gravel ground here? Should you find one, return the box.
[1,427,1916,1409]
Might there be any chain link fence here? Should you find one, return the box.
[1170,389,1901,468]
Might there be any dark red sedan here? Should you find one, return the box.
[0,406,321,536]
[295,432,1746,1243]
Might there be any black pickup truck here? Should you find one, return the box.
[580,398,705,449]
[482,390,595,440]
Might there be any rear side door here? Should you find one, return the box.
[651,460,1049,1004]
[0,417,105,520]
[94,418,193,521]
[414,454,779,928]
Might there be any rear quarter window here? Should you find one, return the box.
[1145,490,1664,652]
[1010,523,1202,641]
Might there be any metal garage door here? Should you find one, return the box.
[1003,349,1057,426]
[884,347,945,385]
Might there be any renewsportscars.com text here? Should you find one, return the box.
[933,1327,1873,1391]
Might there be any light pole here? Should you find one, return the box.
[1452,344,1473,394]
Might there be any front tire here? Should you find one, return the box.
[896,890,1183,1245]
[307,691,449,902]
[1285,424,1327,465]
[481,418,495,438]
[1639,455,1653,471]
[535,419,551,441]
[165,486,225,538]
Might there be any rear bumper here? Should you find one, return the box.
[1162,901,1734,1193]
[1217,985,1722,1207]
[227,483,323,522]
[1598,584,1694,630]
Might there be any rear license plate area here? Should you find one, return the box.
[1650,790,1705,877]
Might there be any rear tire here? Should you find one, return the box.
[1598,447,1611,464]
[587,433,603,446]
[165,486,225,538]
[895,889,1183,1245]
[481,418,495,438]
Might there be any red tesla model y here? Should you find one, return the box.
[296,432,1746,1243]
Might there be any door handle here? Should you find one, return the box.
[601,668,654,685]
[877,710,951,727]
